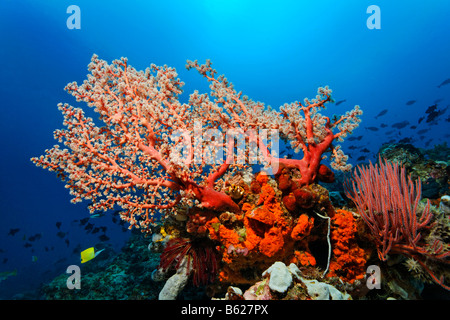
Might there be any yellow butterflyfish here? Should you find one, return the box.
[80,247,105,263]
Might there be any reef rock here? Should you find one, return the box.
[158,256,191,300]
[262,261,301,293]
[300,278,351,300]
[244,261,352,300]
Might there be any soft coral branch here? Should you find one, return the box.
[276,87,362,185]
[187,60,362,186]
[32,55,241,233]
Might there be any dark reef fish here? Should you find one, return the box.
[357,156,366,161]
[335,99,346,106]
[366,127,379,131]
[56,231,67,239]
[437,78,450,88]
[426,105,448,123]
[28,233,42,242]
[406,100,416,105]
[391,121,410,129]
[72,244,82,255]
[92,227,100,234]
[98,234,110,242]
[398,137,412,144]
[375,109,388,119]
[79,217,89,226]
[84,223,94,233]
[426,104,437,114]
[7,228,20,236]
[347,135,363,141]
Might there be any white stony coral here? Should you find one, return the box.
[262,262,302,293]
[262,261,294,293]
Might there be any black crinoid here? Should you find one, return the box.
[158,237,220,286]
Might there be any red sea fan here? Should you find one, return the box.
[345,157,450,290]
[158,237,219,286]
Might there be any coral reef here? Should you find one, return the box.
[152,169,354,298]
[215,261,352,300]
[33,56,450,300]
[41,232,164,300]
[379,143,449,199]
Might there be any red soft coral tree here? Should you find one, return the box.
[32,55,242,232]
[32,56,363,233]
[186,59,363,187]
[275,88,362,186]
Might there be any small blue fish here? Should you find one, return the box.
[392,121,410,129]
[375,109,388,119]
[437,78,450,88]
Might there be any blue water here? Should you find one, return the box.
[0,1,449,299]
